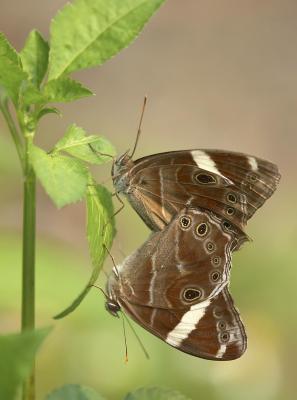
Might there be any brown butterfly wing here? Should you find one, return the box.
[131,164,248,231]
[118,287,246,360]
[123,149,280,232]
[114,208,245,310]
[206,150,280,217]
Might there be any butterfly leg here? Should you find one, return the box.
[102,192,125,235]
[111,191,125,218]
[88,143,115,160]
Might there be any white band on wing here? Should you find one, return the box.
[191,150,233,184]
[165,299,211,346]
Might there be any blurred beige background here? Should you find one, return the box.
[0,1,297,400]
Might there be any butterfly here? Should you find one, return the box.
[112,148,280,239]
[104,101,280,359]
[105,207,247,360]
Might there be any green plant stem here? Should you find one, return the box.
[1,98,37,399]
[22,133,36,400]
[0,98,25,172]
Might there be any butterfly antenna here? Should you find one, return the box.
[91,284,108,298]
[122,311,150,360]
[130,96,147,158]
[121,313,129,363]
[103,244,120,278]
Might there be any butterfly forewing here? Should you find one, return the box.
[115,149,280,233]
[132,165,249,230]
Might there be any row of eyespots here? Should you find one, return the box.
[193,171,239,207]
[192,174,238,206]
[226,192,238,218]
[226,193,237,218]
[193,170,258,187]
[179,216,223,261]
[217,320,230,342]
[190,178,238,218]
[180,215,233,236]
[179,215,210,237]
[194,170,258,186]
[182,270,222,304]
[192,175,238,217]
[214,309,230,343]
[209,221,221,280]
[181,217,222,265]
[190,173,242,218]
[192,172,238,220]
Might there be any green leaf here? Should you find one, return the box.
[0,327,51,400]
[20,30,49,86]
[124,387,192,400]
[48,0,166,80]
[0,32,20,65]
[46,384,106,400]
[36,107,62,121]
[87,183,116,264]
[29,144,89,208]
[43,76,93,102]
[0,32,26,104]
[54,124,115,164]
[0,56,27,105]
[54,182,115,319]
[20,77,92,105]
[21,81,47,105]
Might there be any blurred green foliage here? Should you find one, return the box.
[0,327,51,400]
[46,384,107,399]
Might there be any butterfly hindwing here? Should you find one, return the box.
[111,208,244,311]
[118,287,246,361]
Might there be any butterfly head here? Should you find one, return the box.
[112,150,135,191]
[105,271,121,317]
[105,298,121,317]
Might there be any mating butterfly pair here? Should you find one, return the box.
[104,148,280,360]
